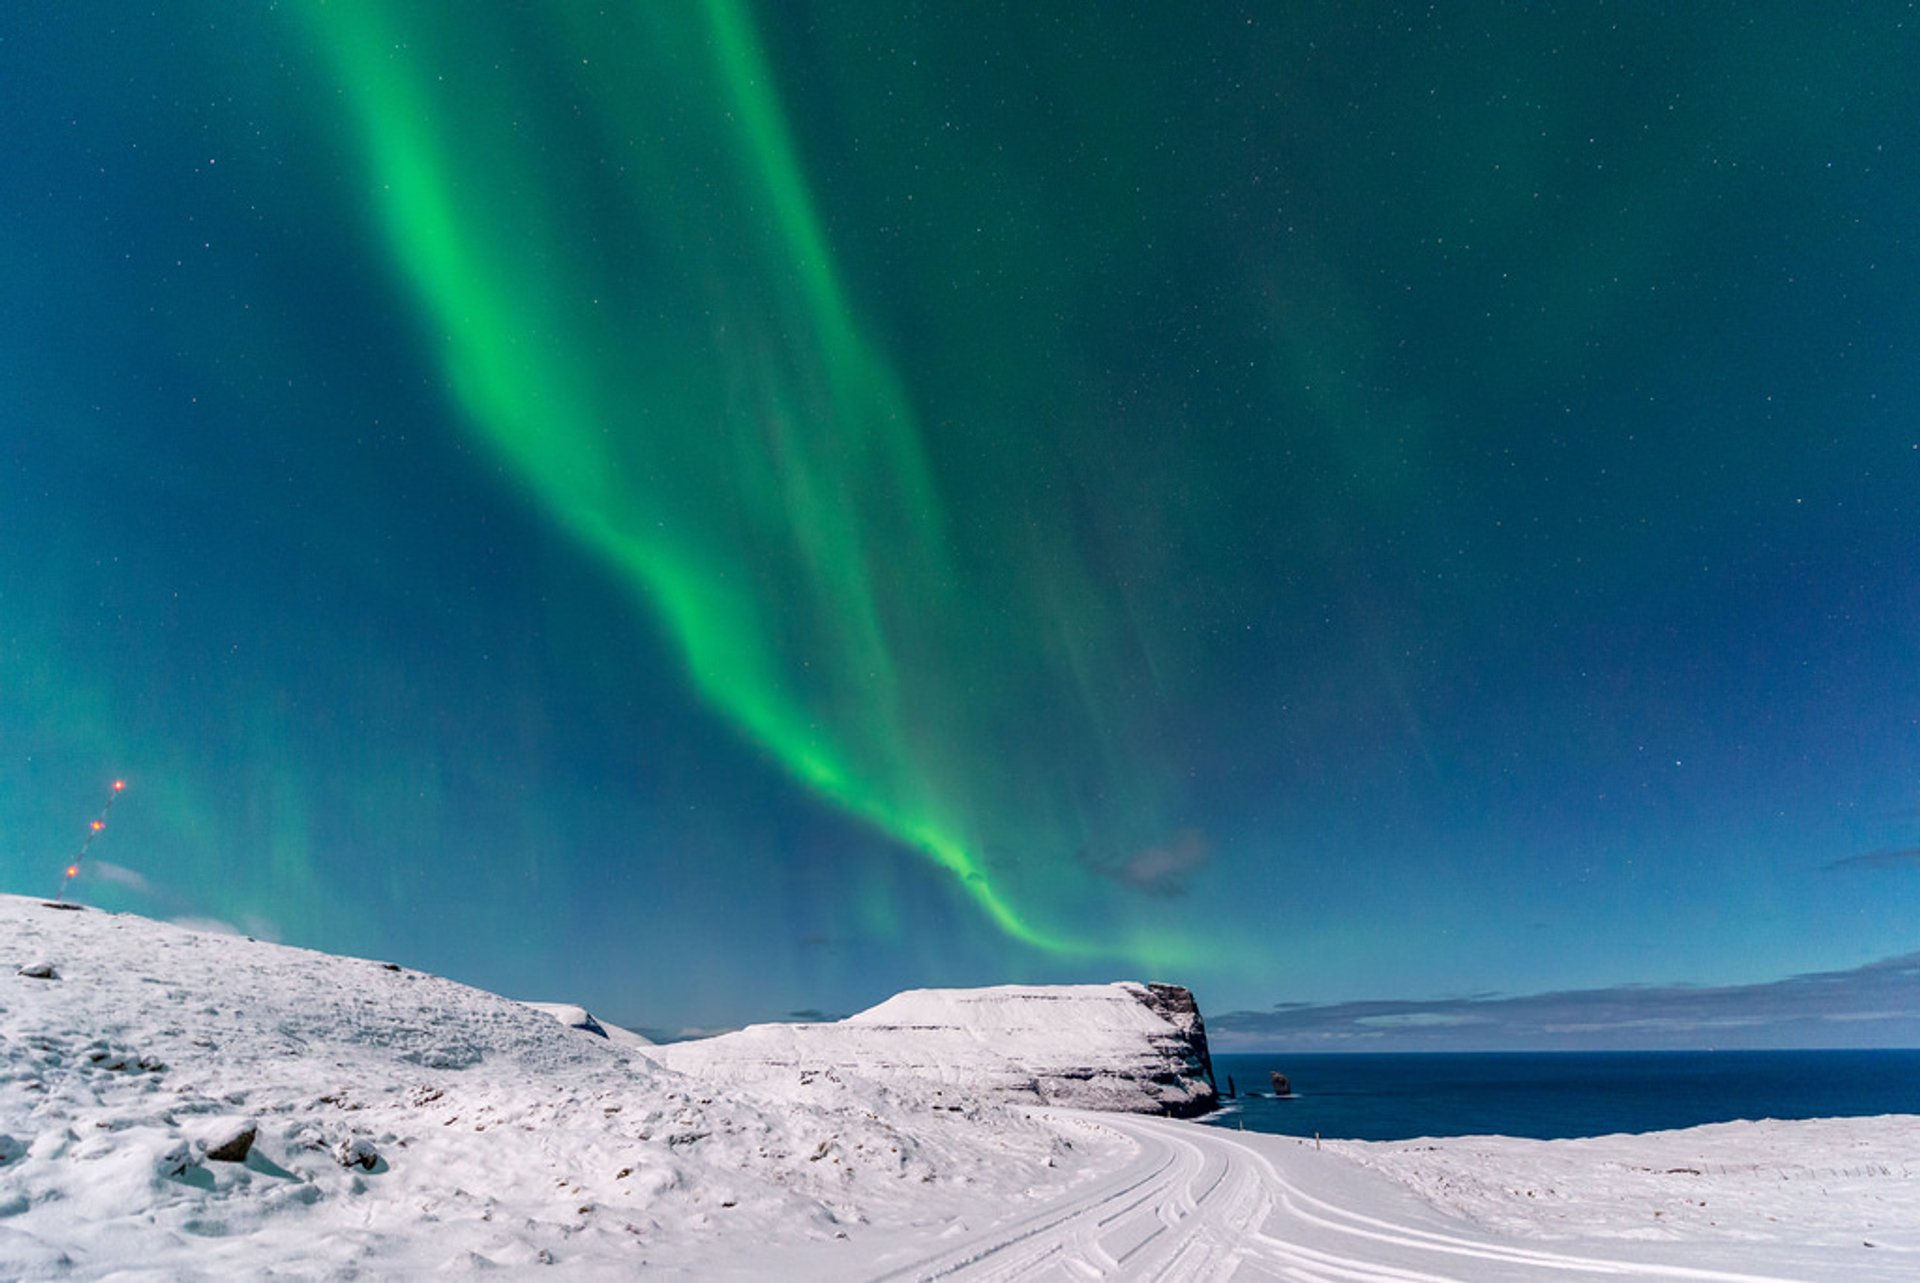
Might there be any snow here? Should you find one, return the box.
[518,1001,656,1049]
[653,982,1218,1116]
[1326,1117,1920,1263]
[0,895,1096,1278]
[2,891,1912,1280]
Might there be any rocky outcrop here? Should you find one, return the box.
[653,982,1219,1118]
[1136,983,1218,1115]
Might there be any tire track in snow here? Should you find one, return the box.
[868,1112,1814,1283]
[866,1114,1184,1282]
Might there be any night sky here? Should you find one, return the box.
[5,4,1917,1040]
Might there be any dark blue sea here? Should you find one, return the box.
[1203,1050,1920,1141]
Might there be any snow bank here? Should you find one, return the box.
[0,895,1100,1279]
[518,1000,656,1049]
[653,981,1219,1117]
[11,890,1900,1279]
[1329,1115,1920,1260]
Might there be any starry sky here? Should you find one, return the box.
[4,3,1917,1043]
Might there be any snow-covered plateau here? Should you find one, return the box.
[650,981,1218,1117]
[2,893,1915,1280]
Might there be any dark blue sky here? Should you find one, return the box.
[4,3,1917,1042]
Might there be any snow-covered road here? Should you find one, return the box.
[8,896,1909,1280]
[870,1111,1849,1283]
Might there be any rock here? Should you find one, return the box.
[654,981,1220,1118]
[202,1121,258,1163]
[1137,983,1219,1116]
[80,1042,163,1073]
[1270,1071,1292,1097]
[17,961,57,980]
[335,1137,381,1170]
[156,1141,199,1178]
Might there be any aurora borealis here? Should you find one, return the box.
[5,4,1917,1037]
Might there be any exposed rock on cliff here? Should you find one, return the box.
[652,982,1218,1117]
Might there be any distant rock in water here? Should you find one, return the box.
[653,981,1219,1118]
[1269,1071,1292,1097]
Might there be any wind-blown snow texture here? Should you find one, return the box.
[653,982,1218,1117]
[4,893,1915,1281]
[0,895,1095,1278]
[1333,1119,1920,1258]
[519,1001,656,1050]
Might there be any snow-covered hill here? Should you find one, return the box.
[0,894,1102,1278]
[518,1000,656,1050]
[6,892,1913,1281]
[651,982,1219,1117]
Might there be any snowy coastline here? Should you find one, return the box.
[3,894,1913,1279]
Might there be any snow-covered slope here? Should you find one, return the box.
[518,1000,656,1049]
[652,981,1219,1117]
[0,895,1097,1279]
[1329,1117,1920,1260]
[7,892,1909,1280]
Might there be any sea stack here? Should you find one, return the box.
[1270,1071,1292,1097]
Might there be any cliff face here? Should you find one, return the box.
[653,982,1219,1118]
[1132,982,1220,1118]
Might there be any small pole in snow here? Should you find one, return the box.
[54,779,125,902]
[1315,1131,1321,1150]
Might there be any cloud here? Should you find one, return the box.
[239,913,283,943]
[170,915,246,937]
[650,1025,740,1044]
[1210,953,1920,1051]
[82,861,281,942]
[86,860,155,894]
[1824,847,1920,873]
[1353,1011,1492,1029]
[1078,828,1211,898]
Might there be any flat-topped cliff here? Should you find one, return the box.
[652,981,1219,1117]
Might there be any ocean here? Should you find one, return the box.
[1203,1050,1920,1141]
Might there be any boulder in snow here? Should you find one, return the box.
[335,1137,381,1170]
[202,1120,258,1163]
